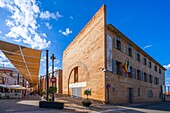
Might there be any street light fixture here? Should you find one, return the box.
[50,54,56,102]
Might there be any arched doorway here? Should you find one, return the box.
[67,61,90,97]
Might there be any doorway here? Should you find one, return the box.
[72,87,81,97]
[128,88,134,103]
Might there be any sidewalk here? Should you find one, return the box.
[55,97,116,112]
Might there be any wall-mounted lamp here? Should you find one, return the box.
[102,68,107,72]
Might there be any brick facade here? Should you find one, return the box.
[62,5,166,104]
[39,70,63,95]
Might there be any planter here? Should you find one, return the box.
[39,101,64,109]
[82,100,92,107]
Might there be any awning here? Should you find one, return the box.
[0,84,8,88]
[0,40,41,87]
[0,84,26,90]
[8,85,27,90]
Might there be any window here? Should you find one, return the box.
[149,75,152,83]
[74,67,78,83]
[143,57,147,66]
[116,61,122,75]
[155,65,157,72]
[136,52,141,62]
[159,68,162,74]
[114,37,123,52]
[144,73,147,82]
[138,88,140,96]
[127,45,133,57]
[137,70,141,80]
[148,90,153,97]
[154,77,159,85]
[148,61,152,68]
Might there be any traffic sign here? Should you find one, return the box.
[50,77,56,83]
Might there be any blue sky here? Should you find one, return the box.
[0,0,170,85]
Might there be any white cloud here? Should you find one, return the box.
[41,33,47,38]
[0,51,13,67]
[41,58,45,62]
[70,16,73,19]
[59,28,72,37]
[45,22,52,29]
[0,0,5,7]
[40,11,62,20]
[143,45,153,50]
[0,0,51,49]
[164,64,170,70]
[55,59,60,64]
[167,78,170,80]
[14,38,21,42]
[48,66,60,72]
[41,56,46,62]
[0,31,2,34]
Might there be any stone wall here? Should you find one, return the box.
[63,5,106,101]
[105,28,165,103]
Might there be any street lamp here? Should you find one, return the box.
[50,54,56,102]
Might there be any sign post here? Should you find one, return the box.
[50,54,56,102]
[106,83,110,104]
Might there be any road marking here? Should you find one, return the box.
[6,109,15,112]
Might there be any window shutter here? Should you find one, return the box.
[126,46,129,55]
[121,43,124,52]
[132,67,135,79]
[140,71,143,81]
[135,69,137,79]
[140,54,142,62]
[132,49,134,58]
[136,52,138,60]
[146,58,148,66]
[142,57,144,64]
[148,60,150,68]
[114,37,117,49]
[146,74,149,82]
[112,59,116,74]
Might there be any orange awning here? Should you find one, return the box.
[0,40,41,87]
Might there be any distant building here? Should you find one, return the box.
[62,5,166,104]
[0,67,27,86]
[38,69,62,95]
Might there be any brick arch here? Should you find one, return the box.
[67,61,90,95]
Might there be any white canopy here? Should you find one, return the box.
[0,84,26,90]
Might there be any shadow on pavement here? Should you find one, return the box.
[117,101,170,112]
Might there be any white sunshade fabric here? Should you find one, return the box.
[0,84,26,89]
[0,84,8,88]
[0,40,41,87]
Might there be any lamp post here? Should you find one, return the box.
[50,54,56,102]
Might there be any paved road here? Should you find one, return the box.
[0,95,65,113]
[0,95,170,113]
[99,102,170,113]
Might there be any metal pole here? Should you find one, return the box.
[51,54,55,102]
[17,73,19,85]
[46,50,49,101]
[108,88,109,104]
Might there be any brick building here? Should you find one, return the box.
[38,69,62,95]
[62,5,166,104]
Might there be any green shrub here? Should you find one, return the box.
[84,88,91,100]
[48,86,57,94]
